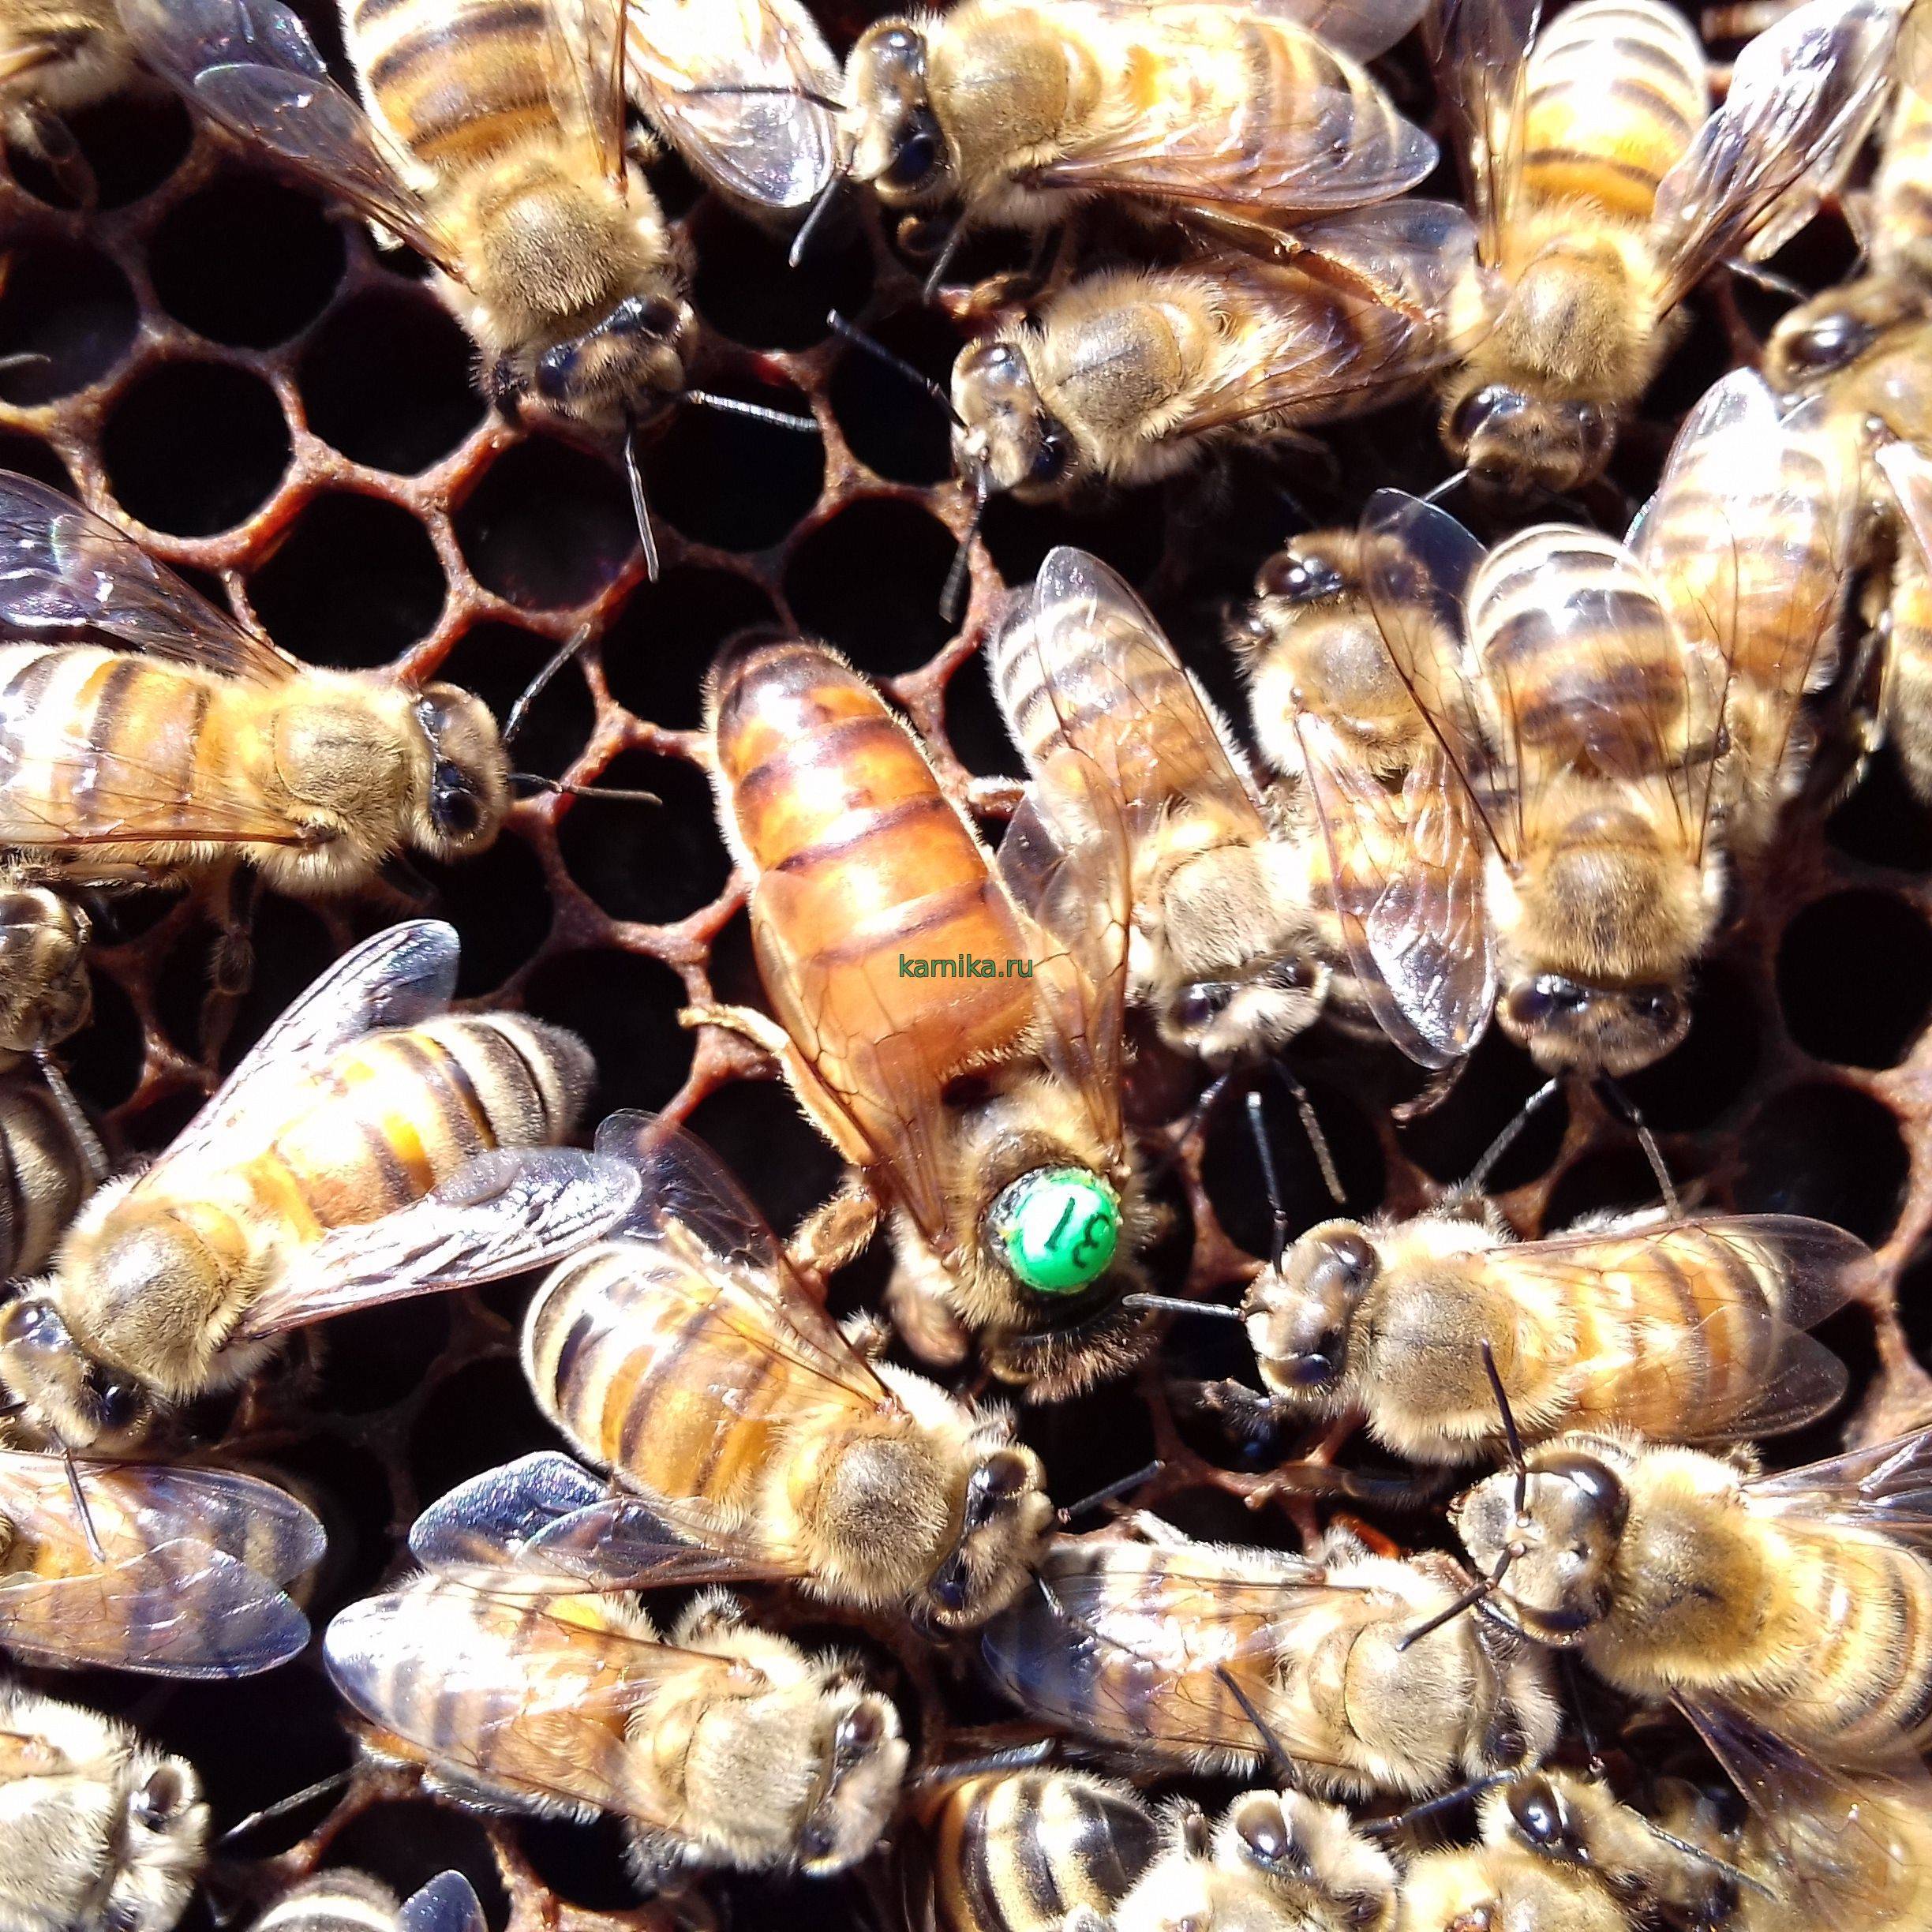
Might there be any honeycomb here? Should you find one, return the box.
[2,4,1930,1930]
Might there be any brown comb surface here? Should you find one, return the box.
[1,5,1927,1930]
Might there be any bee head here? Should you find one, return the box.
[0,1292,152,1454]
[1763,279,1926,395]
[108,1748,209,1932]
[1444,384,1615,496]
[1161,945,1327,1068]
[1498,972,1687,1077]
[1453,1447,1630,1646]
[492,293,694,438]
[1215,1792,1398,1932]
[408,687,512,859]
[952,337,1077,500]
[1245,1222,1376,1401]
[848,22,950,207]
[923,1442,1051,1630]
[793,1690,907,1874]
[0,884,91,1055]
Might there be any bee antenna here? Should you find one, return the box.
[1480,1338,1529,1508]
[1362,1773,1511,1837]
[31,1046,107,1184]
[1594,1075,1679,1219]
[621,411,661,582]
[1215,1664,1299,1785]
[939,471,990,626]
[1270,1061,1342,1207]
[789,169,848,269]
[1246,1089,1291,1271]
[1033,1571,1064,1620]
[1639,1823,1777,1900]
[1057,1458,1165,1526]
[825,310,963,427]
[504,623,593,749]
[59,1438,105,1564]
[1121,1294,1243,1321]
[677,82,847,114]
[509,774,662,807]
[217,1770,354,1847]
[684,389,820,434]
[1395,1545,1516,1653]
[919,216,970,301]
[1462,1075,1560,1196]
[911,1741,1056,1788]
[1420,468,1468,507]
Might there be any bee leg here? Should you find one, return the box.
[621,1825,691,1896]
[837,1310,895,1361]
[670,1590,751,1647]
[13,103,95,208]
[1178,1375,1289,1452]
[788,1174,882,1279]
[885,1222,974,1368]
[681,1000,878,1166]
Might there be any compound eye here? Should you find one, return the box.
[1176,983,1231,1030]
[1028,421,1072,485]
[837,1704,885,1760]
[92,1377,141,1432]
[534,342,577,402]
[1788,313,1874,374]
[630,297,682,341]
[3,1297,66,1351]
[885,116,944,190]
[1506,1777,1567,1851]
[431,764,485,841]
[1451,384,1512,444]
[1233,1792,1293,1866]
[1627,985,1681,1030]
[133,1763,189,1829]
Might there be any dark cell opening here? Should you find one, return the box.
[323,1804,508,1926]
[60,964,142,1111]
[1736,1082,1909,1246]
[646,375,824,552]
[829,306,960,486]
[1019,1375,1159,1523]
[311,1293,452,1418]
[979,483,1171,593]
[1777,890,1932,1069]
[691,200,873,350]
[0,237,137,404]
[414,829,554,996]
[557,750,730,926]
[1826,745,1932,871]
[212,897,339,1076]
[0,429,73,493]
[522,945,693,1118]
[1542,1144,1694,1229]
[455,436,636,609]
[301,288,485,474]
[944,644,1026,778]
[784,497,957,674]
[6,90,193,211]
[1894,1245,1932,1383]
[264,1432,399,1619]
[1397,1028,1568,1194]
[684,1077,848,1241]
[601,566,777,730]
[249,492,447,666]
[103,360,290,535]
[516,1814,643,1911]
[409,1355,557,1505]
[152,174,345,348]
[437,620,596,784]
[1619,960,1762,1132]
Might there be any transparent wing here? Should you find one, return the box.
[118,0,462,275]
[1073,0,1429,60]
[410,1451,800,1592]
[1652,0,1902,309]
[1744,1426,1932,1545]
[399,1875,487,1932]
[162,921,459,1173]
[626,0,839,209]
[1423,0,1541,263]
[534,0,629,185]
[235,1149,645,1338]
[1878,440,1932,570]
[0,471,298,683]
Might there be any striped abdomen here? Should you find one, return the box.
[711,642,1036,1081]
[253,1874,404,1932]
[1874,80,1932,275]
[915,1770,1159,1932]
[525,1241,856,1515]
[1520,0,1709,222]
[0,1076,89,1279]
[345,0,564,175]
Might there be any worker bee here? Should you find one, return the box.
[253,1870,487,1932]
[411,1110,1053,1629]
[980,1523,1559,1798]
[0,473,511,906]
[1451,1425,1932,1767]
[1242,1211,1871,1463]
[0,1,133,199]
[840,0,1434,283]
[0,1684,207,1932]
[0,1449,324,1676]
[0,1069,94,1282]
[691,638,1158,1399]
[1429,0,1897,494]
[324,1573,908,1885]
[0,875,88,1074]
[0,918,638,1454]
[950,200,1497,507]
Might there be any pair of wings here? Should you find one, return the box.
[410,1110,912,1593]
[1428,0,1900,306]
[136,920,640,1341]
[0,1451,324,1677]
[118,0,839,275]
[1316,370,1855,1063]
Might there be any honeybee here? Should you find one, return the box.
[1428,0,1898,493]
[1362,368,1852,1078]
[0,874,88,1074]
[950,200,1497,507]
[0,919,639,1453]
[1242,1211,1871,1463]
[0,1685,207,1932]
[254,1871,486,1932]
[0,1069,93,1282]
[324,1573,908,1885]
[0,1449,324,1676]
[410,1110,1053,1629]
[0,474,510,904]
[1451,1425,1932,1767]
[841,0,1434,279]
[980,1523,1559,1798]
[692,638,1157,1399]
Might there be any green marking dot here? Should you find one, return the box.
[989,1167,1121,1295]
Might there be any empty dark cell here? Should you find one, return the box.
[639,137,706,219]
[601,567,777,729]
[1398,1027,1568,1193]
[455,436,635,608]
[414,830,552,994]
[1201,1074,1384,1260]
[152,174,344,347]
[437,620,595,781]
[557,751,729,925]
[1894,1244,1932,1382]
[103,361,290,536]
[301,288,485,473]
[59,965,142,1111]
[685,1078,846,1239]
[118,1083,201,1151]
[43,92,193,208]
[943,642,1025,778]
[1736,1082,1908,1246]
[522,945,692,1116]
[214,897,338,1077]
[1020,1376,1158,1522]
[313,1294,451,1417]
[1543,1145,1693,1229]
[1778,891,1932,1069]
[410,1355,557,1502]
[1619,960,1762,1132]
[829,307,960,486]
[785,499,955,673]
[1826,745,1932,871]
[0,238,137,403]
[691,201,872,349]
[646,377,824,552]
[517,1814,642,1911]
[980,485,1171,593]
[0,430,71,493]
[324,1803,507,1923]
[260,1432,398,1618]
[249,493,447,666]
